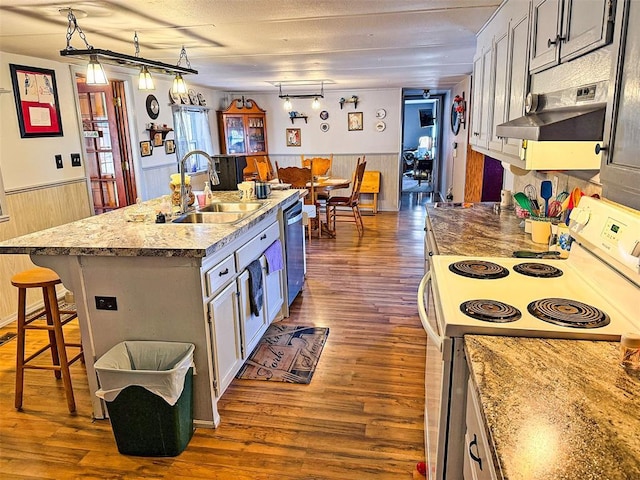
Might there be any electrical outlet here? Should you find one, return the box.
[71,153,81,167]
[55,154,63,169]
[95,296,117,311]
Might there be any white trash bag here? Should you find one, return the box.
[94,341,195,406]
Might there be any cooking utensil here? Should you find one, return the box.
[523,184,539,213]
[547,200,563,218]
[514,192,534,214]
[540,180,553,216]
[512,250,561,258]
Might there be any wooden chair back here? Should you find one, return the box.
[349,159,367,204]
[301,154,333,176]
[276,164,315,206]
[245,155,275,181]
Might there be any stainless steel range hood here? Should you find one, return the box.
[496,82,608,141]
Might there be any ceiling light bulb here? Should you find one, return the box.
[172,73,187,94]
[312,97,320,109]
[86,55,108,85]
[138,66,155,90]
[283,97,292,110]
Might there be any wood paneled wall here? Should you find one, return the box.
[0,180,92,325]
[464,145,485,202]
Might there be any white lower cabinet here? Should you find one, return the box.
[262,254,285,324]
[208,280,243,397]
[464,379,497,480]
[237,267,269,359]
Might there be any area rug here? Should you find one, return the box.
[236,324,329,384]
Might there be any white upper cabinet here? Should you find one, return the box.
[530,0,615,73]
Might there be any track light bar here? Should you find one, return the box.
[278,82,324,100]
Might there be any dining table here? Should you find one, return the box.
[308,176,351,237]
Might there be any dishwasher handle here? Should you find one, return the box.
[287,212,303,225]
[418,272,443,350]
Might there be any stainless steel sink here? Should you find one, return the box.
[172,211,247,224]
[172,201,266,224]
[198,202,264,213]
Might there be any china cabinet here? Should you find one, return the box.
[217,98,268,155]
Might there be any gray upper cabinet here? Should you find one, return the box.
[600,0,640,210]
[530,0,615,73]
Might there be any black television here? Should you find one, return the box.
[419,109,434,127]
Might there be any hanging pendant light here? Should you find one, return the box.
[134,32,154,90]
[283,97,292,110]
[86,55,108,85]
[172,46,191,94]
[311,97,321,109]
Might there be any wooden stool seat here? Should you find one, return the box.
[12,267,82,414]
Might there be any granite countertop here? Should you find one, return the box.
[0,190,300,258]
[426,202,547,256]
[465,335,640,480]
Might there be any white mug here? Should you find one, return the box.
[238,181,255,200]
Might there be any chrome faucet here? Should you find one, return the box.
[179,150,220,213]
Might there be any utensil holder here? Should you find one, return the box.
[530,218,552,244]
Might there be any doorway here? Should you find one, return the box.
[400,90,444,200]
[76,77,137,214]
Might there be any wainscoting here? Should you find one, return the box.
[0,180,91,325]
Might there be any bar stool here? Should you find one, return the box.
[12,267,82,413]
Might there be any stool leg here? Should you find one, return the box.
[15,287,27,411]
[42,286,61,379]
[46,285,76,414]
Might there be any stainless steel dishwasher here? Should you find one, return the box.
[283,200,305,306]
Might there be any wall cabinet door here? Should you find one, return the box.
[488,30,510,152]
[477,47,494,150]
[237,268,269,358]
[503,12,531,157]
[208,281,243,397]
[601,0,640,210]
[470,54,484,147]
[530,0,614,73]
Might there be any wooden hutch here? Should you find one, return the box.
[217,97,268,155]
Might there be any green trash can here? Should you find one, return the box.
[94,341,195,457]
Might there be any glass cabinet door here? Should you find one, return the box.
[225,115,246,154]
[247,116,265,153]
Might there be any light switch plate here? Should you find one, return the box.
[71,153,81,167]
[55,154,63,169]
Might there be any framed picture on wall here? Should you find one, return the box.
[348,112,363,131]
[286,128,301,147]
[165,139,176,154]
[140,140,153,157]
[153,131,163,147]
[9,64,64,138]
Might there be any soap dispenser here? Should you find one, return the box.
[203,181,213,206]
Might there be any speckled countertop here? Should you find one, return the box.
[465,335,640,480]
[425,202,547,256]
[0,190,300,258]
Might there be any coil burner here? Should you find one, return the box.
[449,260,509,279]
[528,298,610,328]
[460,300,522,323]
[513,262,563,278]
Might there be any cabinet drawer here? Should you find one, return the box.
[236,221,280,271]
[205,254,236,297]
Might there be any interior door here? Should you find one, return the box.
[76,78,136,214]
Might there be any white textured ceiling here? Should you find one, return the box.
[0,0,501,92]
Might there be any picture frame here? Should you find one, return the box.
[140,140,153,157]
[286,128,301,147]
[153,131,164,147]
[165,139,176,154]
[9,64,64,138]
[348,112,363,131]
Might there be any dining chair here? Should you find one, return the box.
[247,155,275,182]
[276,163,318,240]
[301,154,333,177]
[327,158,367,236]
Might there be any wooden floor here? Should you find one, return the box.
[0,193,432,480]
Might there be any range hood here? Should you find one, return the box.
[496,82,608,141]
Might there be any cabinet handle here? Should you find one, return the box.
[595,143,607,155]
[469,434,483,471]
[218,268,229,276]
[547,35,566,47]
[260,233,267,240]
[473,132,480,136]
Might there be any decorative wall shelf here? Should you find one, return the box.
[146,127,173,142]
[289,115,308,124]
[339,96,359,110]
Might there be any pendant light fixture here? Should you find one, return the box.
[311,97,321,109]
[172,46,190,94]
[59,9,198,86]
[278,82,324,110]
[283,97,292,110]
[134,32,154,90]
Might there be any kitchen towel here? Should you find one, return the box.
[247,259,263,316]
[264,239,284,273]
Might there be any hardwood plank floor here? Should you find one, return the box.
[0,194,431,479]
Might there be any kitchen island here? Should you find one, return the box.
[0,189,301,428]
[465,335,640,480]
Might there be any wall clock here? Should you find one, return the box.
[146,94,160,119]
